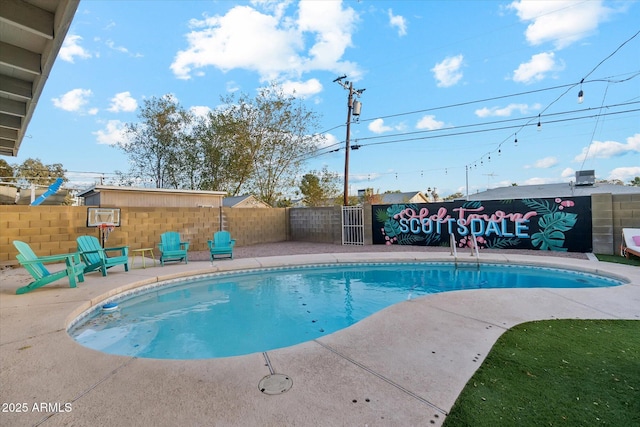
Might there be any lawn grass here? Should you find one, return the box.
[444,319,640,427]
[595,253,640,267]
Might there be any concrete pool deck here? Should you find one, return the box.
[1,243,638,426]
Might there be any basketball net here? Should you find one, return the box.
[98,223,115,246]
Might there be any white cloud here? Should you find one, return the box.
[475,103,541,118]
[523,177,556,185]
[508,0,611,49]
[319,132,340,149]
[493,180,514,189]
[533,156,558,169]
[512,52,563,84]
[561,167,575,178]
[280,78,323,98]
[104,40,141,57]
[388,9,407,36]
[108,92,137,113]
[431,54,464,88]
[369,118,393,134]
[171,2,360,81]
[350,173,380,183]
[93,120,128,146]
[573,133,640,162]
[106,40,128,54]
[59,35,91,63]
[190,106,212,118]
[608,166,640,182]
[416,115,445,130]
[226,81,240,93]
[52,88,93,112]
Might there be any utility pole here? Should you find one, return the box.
[334,75,364,206]
[465,165,469,201]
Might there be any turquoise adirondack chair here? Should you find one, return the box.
[13,240,86,295]
[77,235,129,276]
[158,232,189,266]
[208,231,236,261]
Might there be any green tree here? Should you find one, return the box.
[191,107,255,194]
[299,166,340,207]
[14,158,66,187]
[444,192,464,201]
[0,159,14,184]
[117,95,192,188]
[629,177,639,186]
[216,83,325,205]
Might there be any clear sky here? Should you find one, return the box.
[10,0,640,199]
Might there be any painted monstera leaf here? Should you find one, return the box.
[531,212,577,251]
[384,219,402,238]
[538,211,577,231]
[386,204,407,217]
[531,229,568,251]
[383,204,409,239]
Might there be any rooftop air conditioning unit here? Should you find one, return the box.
[575,170,595,186]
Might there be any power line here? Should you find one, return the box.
[307,107,638,186]
[300,101,639,161]
[304,71,639,164]
[356,72,639,123]
[358,108,638,149]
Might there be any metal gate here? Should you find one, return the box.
[342,206,364,245]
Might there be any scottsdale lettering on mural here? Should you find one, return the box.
[372,197,592,252]
[395,205,536,238]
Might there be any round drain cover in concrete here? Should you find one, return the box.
[258,374,293,395]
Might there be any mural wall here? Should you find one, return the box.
[372,197,592,252]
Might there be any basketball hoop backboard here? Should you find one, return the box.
[87,207,121,227]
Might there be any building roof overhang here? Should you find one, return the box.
[0,0,79,157]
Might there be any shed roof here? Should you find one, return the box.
[77,185,226,197]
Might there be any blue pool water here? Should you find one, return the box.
[68,262,623,360]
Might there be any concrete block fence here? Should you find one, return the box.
[1,193,637,265]
[0,206,289,266]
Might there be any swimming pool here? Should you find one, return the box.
[68,262,623,360]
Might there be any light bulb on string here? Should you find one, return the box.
[537,114,541,131]
[514,134,518,146]
[578,78,584,104]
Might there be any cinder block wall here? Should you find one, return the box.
[1,206,88,260]
[591,193,640,255]
[0,206,289,265]
[3,194,637,263]
[289,206,342,244]
[591,194,614,254]
[612,193,640,254]
[225,207,289,246]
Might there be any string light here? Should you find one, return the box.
[577,78,584,104]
